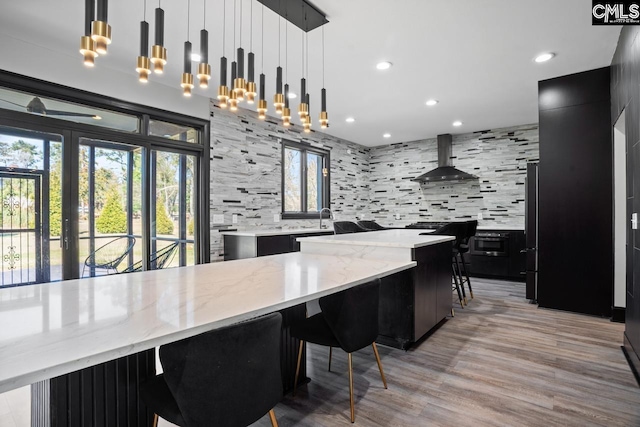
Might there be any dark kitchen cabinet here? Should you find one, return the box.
[223,231,334,260]
[466,230,526,281]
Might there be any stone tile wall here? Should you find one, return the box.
[209,97,539,259]
[209,99,371,260]
[368,124,539,228]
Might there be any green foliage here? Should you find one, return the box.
[187,218,194,236]
[49,149,62,236]
[155,194,174,235]
[96,189,127,233]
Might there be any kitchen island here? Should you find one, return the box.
[298,230,455,349]
[0,252,414,426]
[221,228,334,260]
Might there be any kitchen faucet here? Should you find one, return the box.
[319,208,333,229]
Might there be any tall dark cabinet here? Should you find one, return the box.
[611,27,640,383]
[537,67,613,316]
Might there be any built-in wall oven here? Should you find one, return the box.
[470,232,510,257]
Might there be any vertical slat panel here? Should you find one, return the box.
[104,359,117,427]
[279,304,306,393]
[31,380,50,427]
[93,363,106,427]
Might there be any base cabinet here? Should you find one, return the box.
[377,242,452,350]
[224,231,334,261]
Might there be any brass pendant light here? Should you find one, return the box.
[245,1,257,104]
[181,0,194,97]
[233,0,246,101]
[303,93,311,133]
[91,0,112,55]
[135,0,151,83]
[151,1,167,74]
[197,0,211,88]
[319,26,329,129]
[229,61,239,111]
[80,0,98,67]
[273,0,284,115]
[282,16,291,127]
[256,4,267,119]
[218,0,230,107]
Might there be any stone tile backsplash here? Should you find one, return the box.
[209,98,539,260]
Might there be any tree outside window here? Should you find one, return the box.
[282,141,329,219]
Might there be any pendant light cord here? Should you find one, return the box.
[250,0,253,51]
[322,25,325,87]
[239,0,242,47]
[143,0,146,21]
[261,4,264,72]
[187,0,190,40]
[285,12,288,81]
[233,0,236,59]
[203,0,206,29]
[222,0,226,55]
[278,0,281,66]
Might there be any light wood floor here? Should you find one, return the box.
[247,278,640,427]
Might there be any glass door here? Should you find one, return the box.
[77,137,142,278]
[0,126,63,287]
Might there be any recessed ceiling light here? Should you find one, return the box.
[345,117,355,123]
[288,92,297,99]
[534,52,554,63]
[425,99,438,106]
[376,61,392,70]
[383,133,391,138]
[452,121,462,127]
[190,53,201,62]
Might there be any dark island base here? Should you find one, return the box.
[33,305,307,427]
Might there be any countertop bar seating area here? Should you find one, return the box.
[1,1,640,426]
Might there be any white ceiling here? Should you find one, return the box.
[0,0,621,147]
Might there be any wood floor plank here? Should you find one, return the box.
[246,278,640,427]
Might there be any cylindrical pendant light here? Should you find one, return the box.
[218,0,230,107]
[136,19,151,82]
[283,83,291,127]
[298,77,308,118]
[91,0,112,55]
[257,72,267,119]
[80,0,98,67]
[151,3,167,73]
[182,41,194,96]
[256,4,267,118]
[229,61,239,111]
[303,93,311,133]
[181,0,194,97]
[274,66,284,115]
[197,28,211,88]
[319,26,329,128]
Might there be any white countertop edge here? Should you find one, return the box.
[220,228,333,237]
[0,258,416,394]
[297,235,455,249]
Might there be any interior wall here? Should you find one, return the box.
[368,124,539,228]
[614,111,627,308]
[611,26,640,375]
[208,100,371,261]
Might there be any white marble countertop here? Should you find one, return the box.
[477,225,524,231]
[297,229,455,249]
[220,228,333,237]
[0,252,415,394]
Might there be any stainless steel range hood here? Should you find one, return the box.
[411,134,478,182]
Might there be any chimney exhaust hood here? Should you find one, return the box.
[411,134,477,182]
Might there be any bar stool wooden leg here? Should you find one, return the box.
[348,353,355,423]
[453,256,467,305]
[328,346,332,371]
[459,254,474,298]
[452,263,464,308]
[293,340,304,396]
[371,342,387,389]
[152,414,158,427]
[268,409,279,427]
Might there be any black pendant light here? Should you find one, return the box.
[181,0,194,97]
[282,18,291,127]
[256,4,267,119]
[229,60,239,111]
[298,9,308,121]
[80,0,98,66]
[91,0,112,55]
[151,0,167,74]
[319,26,329,129]
[303,93,311,133]
[273,0,284,115]
[197,0,211,88]
[245,1,257,104]
[136,0,151,83]
[218,0,230,107]
[233,0,246,101]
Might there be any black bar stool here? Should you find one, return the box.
[357,220,386,231]
[458,220,477,299]
[140,313,283,427]
[333,221,368,234]
[426,222,469,307]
